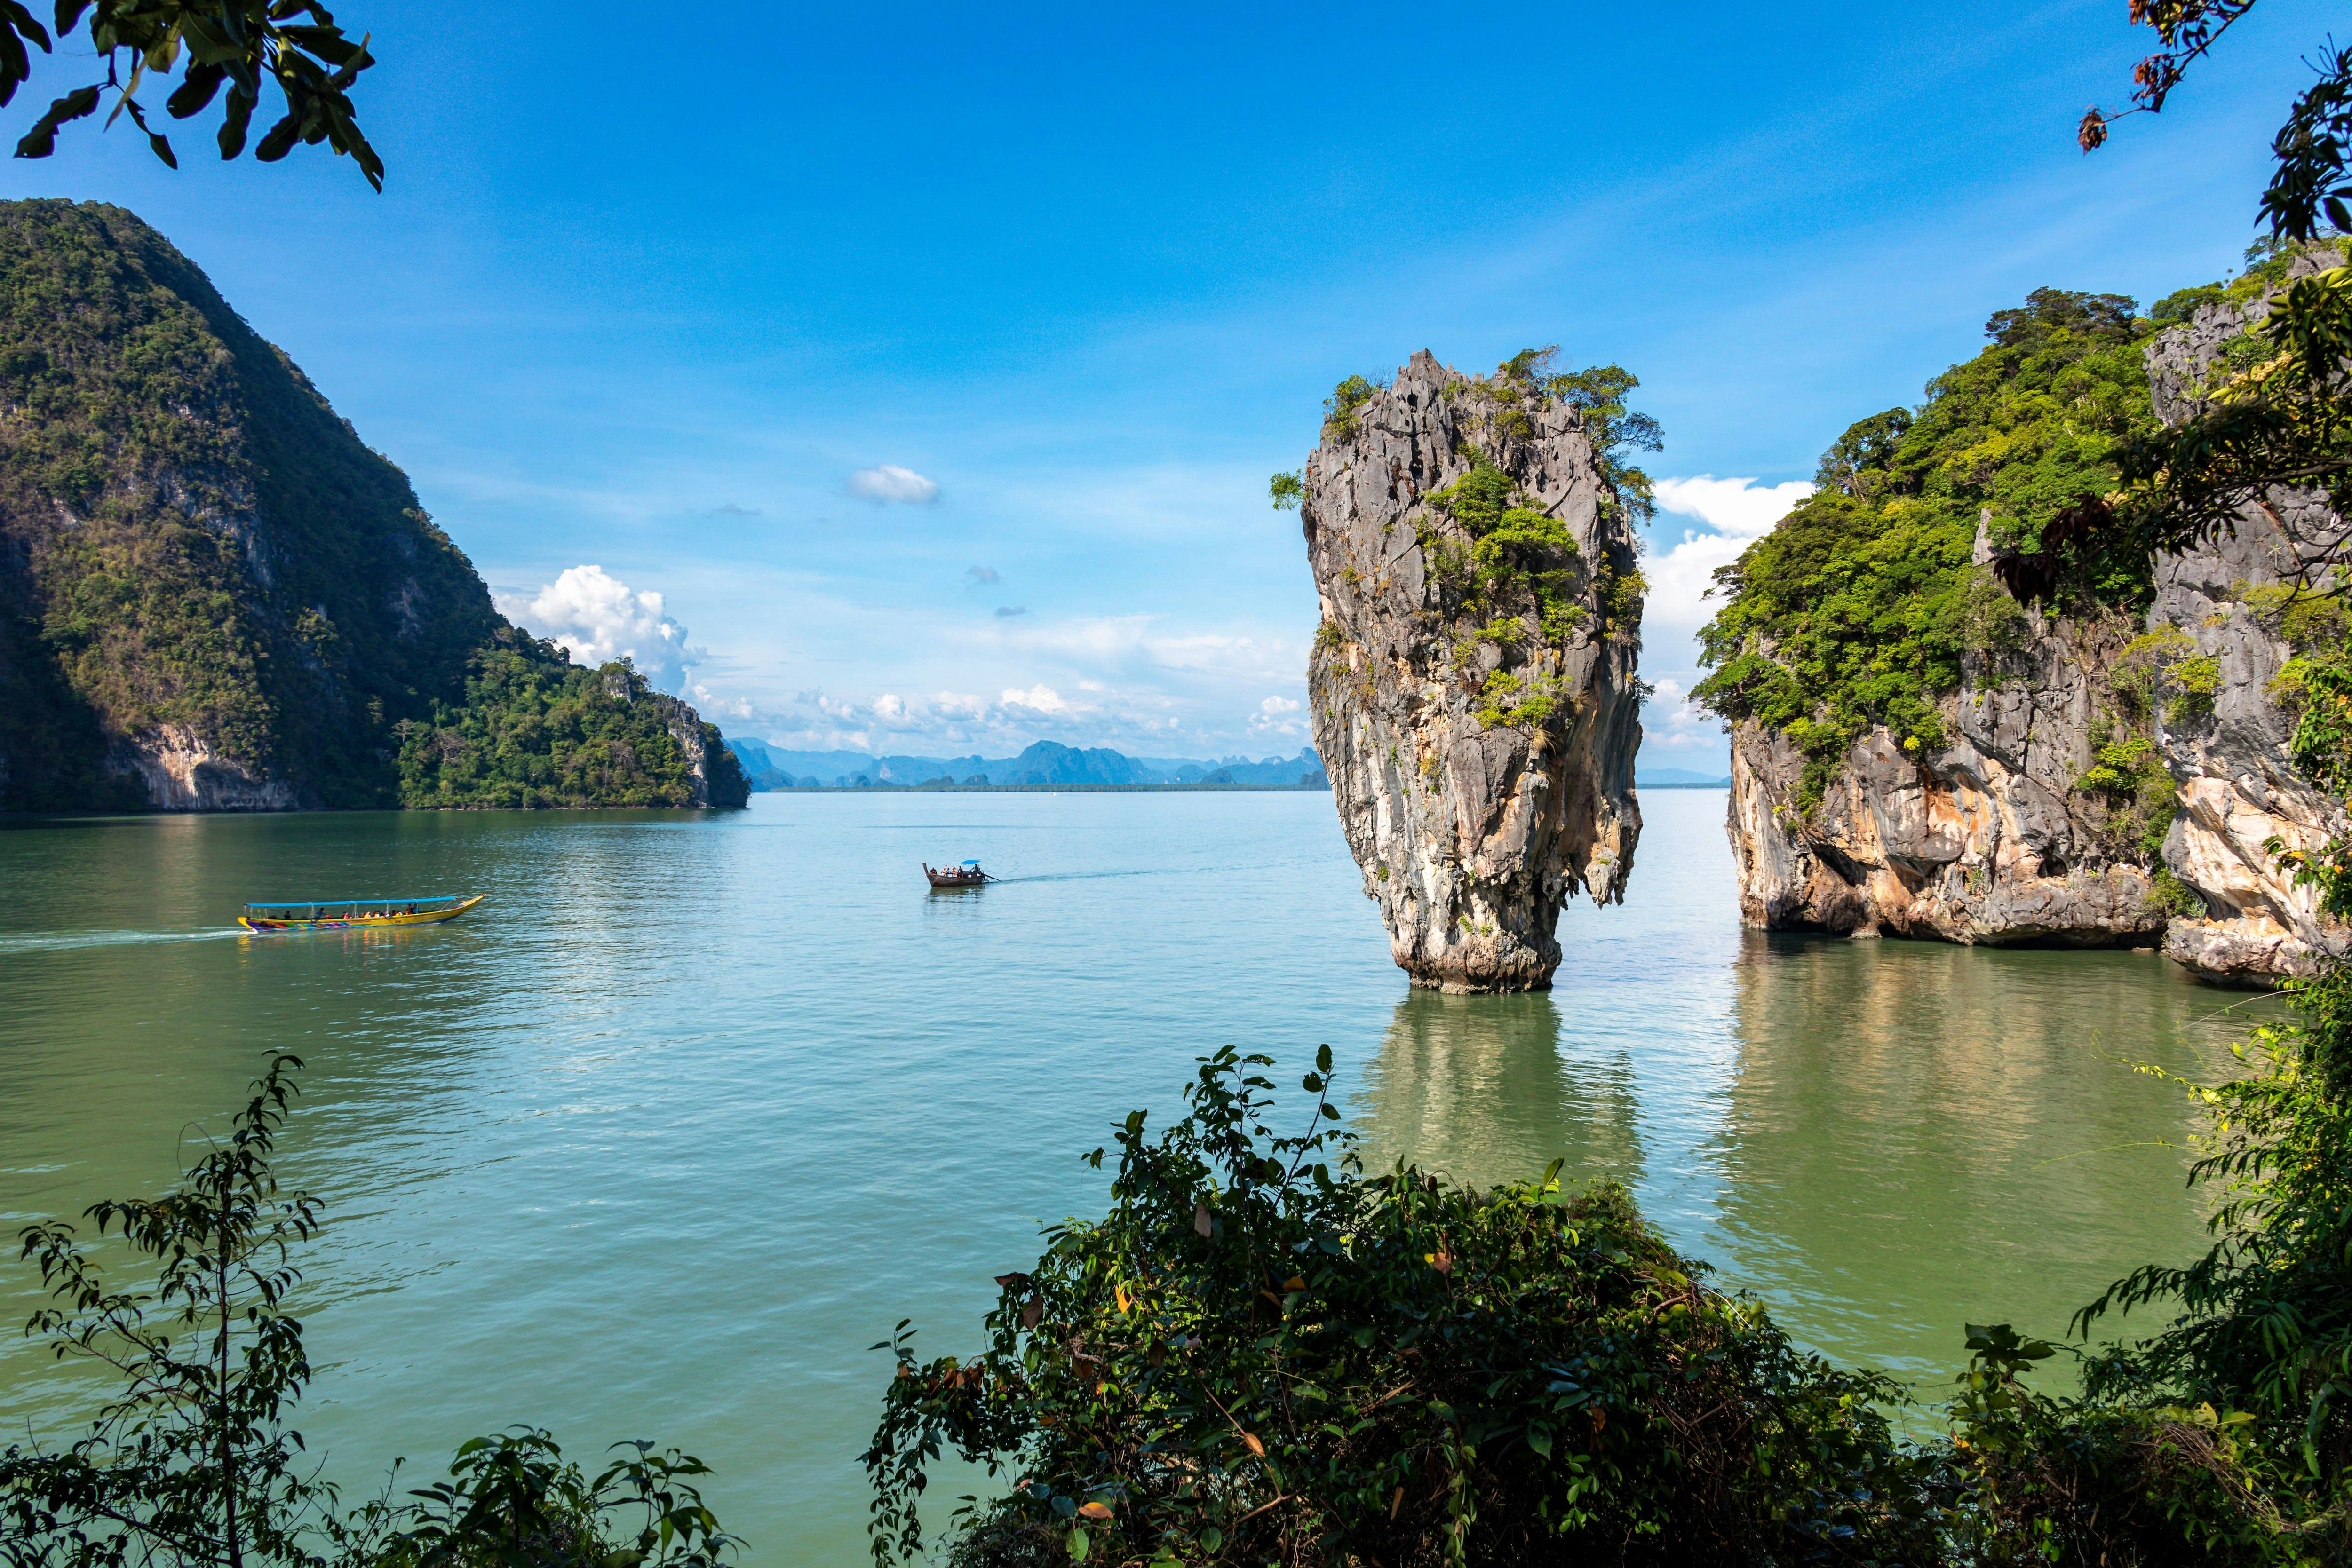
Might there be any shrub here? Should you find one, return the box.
[864,1048,1935,1568]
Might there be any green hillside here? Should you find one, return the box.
[0,200,745,812]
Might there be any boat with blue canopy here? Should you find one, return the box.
[238,895,484,933]
[923,860,991,888]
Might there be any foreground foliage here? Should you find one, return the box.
[0,1056,739,1568]
[866,1047,1933,1568]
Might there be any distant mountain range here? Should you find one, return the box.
[1636,766,1732,786]
[725,739,1330,790]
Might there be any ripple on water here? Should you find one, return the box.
[0,792,2272,1561]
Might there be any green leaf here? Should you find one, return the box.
[1066,1524,1090,1561]
[15,81,96,157]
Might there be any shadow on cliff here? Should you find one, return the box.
[1349,987,1644,1191]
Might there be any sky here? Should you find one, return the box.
[0,0,2334,770]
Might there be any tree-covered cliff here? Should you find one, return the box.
[0,199,746,813]
[1693,265,2346,970]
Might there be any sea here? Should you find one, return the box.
[0,790,2271,1561]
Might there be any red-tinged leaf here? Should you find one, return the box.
[1240,1433,1265,1457]
[1077,1500,1112,1520]
[1283,1276,1305,1291]
[1021,1298,1042,1329]
[1192,1200,1212,1237]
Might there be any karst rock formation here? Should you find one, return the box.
[1301,350,1644,992]
[1721,257,2347,982]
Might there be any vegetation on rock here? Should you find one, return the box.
[394,635,748,810]
[1692,286,2163,809]
[0,199,744,812]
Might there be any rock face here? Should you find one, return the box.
[1303,350,1644,992]
[110,723,301,811]
[0,199,746,812]
[1724,615,2165,945]
[2140,285,2348,982]
[1718,272,2347,980]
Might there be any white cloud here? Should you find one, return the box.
[874,693,907,721]
[1002,684,1069,714]
[1653,475,1814,540]
[848,464,940,504]
[1645,475,1815,640]
[1249,694,1304,735]
[501,564,694,692]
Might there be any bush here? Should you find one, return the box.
[864,1048,1936,1568]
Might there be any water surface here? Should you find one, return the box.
[0,791,2267,1560]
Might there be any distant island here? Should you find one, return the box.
[726,739,1330,791]
[727,738,1729,793]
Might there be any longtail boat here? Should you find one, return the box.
[238,895,485,933]
[924,860,991,888]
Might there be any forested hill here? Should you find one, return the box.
[0,200,745,812]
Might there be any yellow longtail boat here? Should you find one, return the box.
[238,895,485,933]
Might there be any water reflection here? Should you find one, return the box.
[1706,931,2263,1383]
[1348,924,2270,1396]
[1355,989,1641,1189]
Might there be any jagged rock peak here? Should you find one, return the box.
[1302,349,1644,993]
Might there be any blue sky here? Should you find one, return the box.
[0,0,2332,768]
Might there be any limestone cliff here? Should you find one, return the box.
[2139,283,2348,982]
[1709,277,2347,981]
[1724,615,2165,945]
[1303,350,1644,992]
[0,198,745,812]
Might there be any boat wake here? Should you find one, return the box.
[0,927,246,955]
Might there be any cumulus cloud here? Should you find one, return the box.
[1645,476,1814,638]
[501,564,694,692]
[965,564,999,584]
[1002,684,1069,714]
[849,465,940,504]
[1249,694,1304,735]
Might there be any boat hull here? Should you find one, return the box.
[238,895,485,933]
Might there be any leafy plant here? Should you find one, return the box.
[1269,472,1303,511]
[0,1058,741,1568]
[0,3,382,186]
[0,1053,332,1568]
[362,1430,734,1568]
[1320,376,1381,441]
[864,1047,1934,1568]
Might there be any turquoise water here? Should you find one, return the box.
[0,791,2268,1560]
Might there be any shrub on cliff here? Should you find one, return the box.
[864,1048,1934,1568]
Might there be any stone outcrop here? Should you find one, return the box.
[1719,265,2348,981]
[2140,281,2348,983]
[106,724,300,811]
[0,199,747,812]
[1304,350,1643,992]
[1724,616,2165,946]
